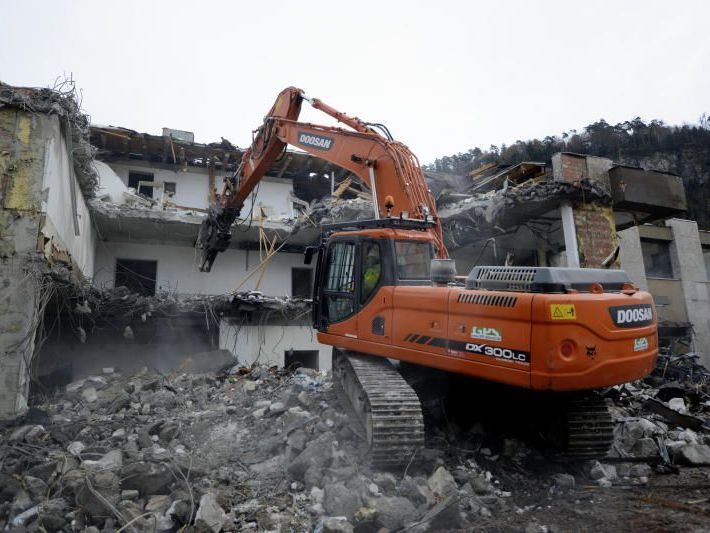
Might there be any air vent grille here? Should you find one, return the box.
[457,293,518,308]
[467,267,538,291]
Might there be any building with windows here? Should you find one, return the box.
[619,220,710,356]
[85,125,340,372]
[2,81,708,419]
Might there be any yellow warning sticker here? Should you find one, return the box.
[551,304,576,320]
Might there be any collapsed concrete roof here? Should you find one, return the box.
[90,124,345,187]
[0,81,98,197]
[299,176,612,252]
[438,178,611,249]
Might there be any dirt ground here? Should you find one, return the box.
[474,454,710,532]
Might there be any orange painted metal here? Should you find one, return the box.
[210,87,657,393]
[319,279,658,392]
[214,87,447,257]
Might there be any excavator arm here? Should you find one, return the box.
[196,87,445,272]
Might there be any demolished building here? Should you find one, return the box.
[1,80,709,421]
[1,78,710,533]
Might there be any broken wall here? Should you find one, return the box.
[41,115,96,275]
[219,320,332,370]
[0,107,95,416]
[573,203,619,268]
[106,162,297,219]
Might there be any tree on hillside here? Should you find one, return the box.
[426,115,710,228]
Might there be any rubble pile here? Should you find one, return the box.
[290,177,613,253]
[43,275,311,346]
[1,363,526,532]
[2,352,709,532]
[437,178,612,250]
[603,357,710,478]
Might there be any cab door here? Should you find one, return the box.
[315,238,359,339]
[357,239,393,345]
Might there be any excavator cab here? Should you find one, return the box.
[306,218,438,333]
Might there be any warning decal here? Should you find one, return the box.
[550,304,576,320]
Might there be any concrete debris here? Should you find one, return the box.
[674,443,710,466]
[552,473,576,488]
[295,176,613,253]
[0,359,521,532]
[370,495,418,530]
[437,178,611,249]
[318,516,354,533]
[427,465,458,498]
[1,343,708,531]
[195,492,227,532]
[668,397,688,414]
[323,483,362,520]
[589,461,618,482]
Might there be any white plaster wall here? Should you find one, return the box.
[109,163,210,210]
[93,160,128,203]
[219,320,332,370]
[106,162,295,218]
[93,241,313,296]
[618,226,649,291]
[42,117,96,277]
[666,218,710,365]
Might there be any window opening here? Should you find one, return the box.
[641,239,673,278]
[128,171,155,198]
[115,259,157,296]
[284,349,319,370]
[292,267,313,298]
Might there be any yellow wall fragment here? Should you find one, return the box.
[16,114,31,146]
[1,112,36,211]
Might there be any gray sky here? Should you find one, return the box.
[2,0,709,164]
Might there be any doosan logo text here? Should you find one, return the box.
[617,308,653,324]
[609,304,654,328]
[298,132,333,150]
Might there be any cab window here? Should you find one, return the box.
[361,241,382,302]
[323,242,356,322]
[395,241,432,280]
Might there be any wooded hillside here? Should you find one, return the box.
[427,116,710,229]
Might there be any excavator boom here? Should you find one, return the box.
[196,87,444,272]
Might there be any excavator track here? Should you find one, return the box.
[332,349,425,467]
[560,394,615,459]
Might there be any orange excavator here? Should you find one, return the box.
[196,87,658,465]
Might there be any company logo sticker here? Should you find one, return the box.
[298,132,333,151]
[471,326,502,342]
[609,304,654,328]
[634,337,649,352]
[551,304,576,320]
